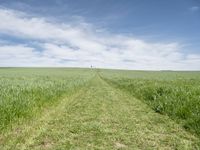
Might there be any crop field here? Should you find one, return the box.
[0,68,200,149]
[0,68,95,131]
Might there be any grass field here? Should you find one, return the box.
[0,68,95,131]
[0,68,200,149]
[100,70,200,137]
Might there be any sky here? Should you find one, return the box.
[0,0,200,70]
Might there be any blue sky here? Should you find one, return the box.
[0,0,199,70]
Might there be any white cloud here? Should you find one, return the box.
[0,8,200,70]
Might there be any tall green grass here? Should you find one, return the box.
[100,70,200,136]
[0,68,94,131]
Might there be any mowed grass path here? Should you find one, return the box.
[1,75,199,149]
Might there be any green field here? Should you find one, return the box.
[0,68,200,149]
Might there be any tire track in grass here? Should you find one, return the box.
[100,77,199,149]
[0,79,92,150]
[1,75,199,149]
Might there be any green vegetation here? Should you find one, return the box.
[100,69,200,137]
[0,68,94,131]
[0,68,200,149]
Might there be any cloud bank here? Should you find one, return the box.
[0,8,199,70]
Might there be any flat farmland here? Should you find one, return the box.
[0,68,200,149]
